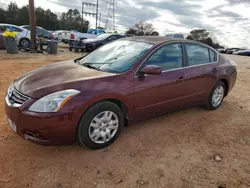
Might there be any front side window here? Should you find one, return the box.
[143,43,183,71]
[96,34,112,40]
[186,44,210,66]
[79,40,153,73]
[12,27,23,32]
[108,35,117,41]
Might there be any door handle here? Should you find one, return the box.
[176,76,184,83]
[212,68,218,73]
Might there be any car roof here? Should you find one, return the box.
[0,23,19,27]
[120,36,218,51]
[122,36,186,45]
[20,25,44,29]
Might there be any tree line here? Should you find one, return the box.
[126,21,224,49]
[0,2,89,32]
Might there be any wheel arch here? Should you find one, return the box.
[19,37,30,47]
[218,77,229,96]
[76,93,133,123]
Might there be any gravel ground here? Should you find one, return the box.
[0,50,249,188]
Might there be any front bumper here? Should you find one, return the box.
[5,101,78,146]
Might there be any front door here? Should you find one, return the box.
[133,42,188,120]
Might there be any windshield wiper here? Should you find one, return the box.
[82,63,101,71]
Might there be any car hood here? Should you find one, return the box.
[13,60,115,98]
[83,38,103,43]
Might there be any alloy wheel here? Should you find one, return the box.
[212,86,224,107]
[88,111,119,144]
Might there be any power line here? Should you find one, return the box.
[104,0,115,31]
[81,1,99,30]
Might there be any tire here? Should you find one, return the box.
[204,81,226,110]
[77,101,124,149]
[19,38,30,48]
[75,48,79,53]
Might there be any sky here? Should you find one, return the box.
[1,0,250,48]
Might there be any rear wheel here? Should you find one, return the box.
[77,101,124,149]
[205,81,226,110]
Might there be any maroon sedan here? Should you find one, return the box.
[5,36,237,149]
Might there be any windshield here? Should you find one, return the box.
[79,40,153,73]
[96,34,112,39]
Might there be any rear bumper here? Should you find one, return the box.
[228,71,237,93]
[5,101,78,146]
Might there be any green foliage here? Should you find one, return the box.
[126,21,155,36]
[1,2,89,32]
[187,29,224,49]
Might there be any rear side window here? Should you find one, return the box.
[185,44,210,66]
[209,49,217,62]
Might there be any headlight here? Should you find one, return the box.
[29,89,80,112]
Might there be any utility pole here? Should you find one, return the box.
[96,0,99,29]
[81,2,84,32]
[112,0,115,31]
[29,0,36,49]
[98,13,101,28]
[105,0,115,32]
[82,1,99,31]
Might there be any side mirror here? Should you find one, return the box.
[139,65,162,76]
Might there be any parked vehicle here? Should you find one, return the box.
[165,33,185,39]
[19,25,54,47]
[53,30,70,43]
[87,28,106,35]
[5,36,237,149]
[71,33,125,52]
[67,30,97,45]
[218,48,225,53]
[218,48,227,53]
[240,50,250,56]
[20,25,53,38]
[225,48,241,54]
[232,50,245,55]
[0,23,30,47]
[125,34,135,37]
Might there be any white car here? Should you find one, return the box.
[53,30,70,43]
[67,30,97,41]
[0,23,30,47]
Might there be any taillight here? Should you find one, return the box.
[71,33,74,39]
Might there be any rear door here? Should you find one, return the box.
[181,43,218,103]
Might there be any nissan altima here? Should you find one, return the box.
[5,36,237,149]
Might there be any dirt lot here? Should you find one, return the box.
[0,49,249,188]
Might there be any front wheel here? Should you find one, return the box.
[77,101,124,149]
[205,81,226,110]
[19,38,30,48]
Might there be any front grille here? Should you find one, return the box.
[6,85,30,107]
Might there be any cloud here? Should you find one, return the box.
[3,0,250,47]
